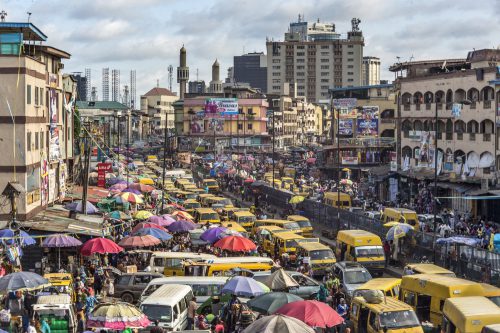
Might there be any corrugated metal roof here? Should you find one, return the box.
[76,101,129,110]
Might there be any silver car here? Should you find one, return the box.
[333,261,372,299]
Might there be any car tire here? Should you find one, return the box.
[121,292,135,303]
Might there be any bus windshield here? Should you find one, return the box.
[201,213,219,220]
[141,304,172,323]
[379,310,420,329]
[309,249,335,260]
[284,222,300,230]
[297,220,312,228]
[355,246,384,257]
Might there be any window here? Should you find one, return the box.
[297,86,305,90]
[296,72,305,76]
[348,65,354,68]
[272,85,280,90]
[27,132,31,151]
[321,79,329,83]
[348,78,354,82]
[35,87,39,105]
[321,72,329,76]
[272,65,281,70]
[296,45,305,49]
[348,72,354,75]
[296,59,305,63]
[348,51,354,55]
[403,291,416,306]
[238,123,243,130]
[348,58,354,62]
[247,108,253,115]
[272,59,280,63]
[320,65,329,69]
[46,130,49,148]
[272,72,280,77]
[321,52,329,55]
[321,86,329,89]
[67,127,71,142]
[321,59,329,63]
[35,132,39,150]
[272,79,280,83]
[369,313,377,329]
[40,88,44,106]
[296,79,305,83]
[27,85,32,105]
[348,45,354,48]
[321,45,329,49]
[40,131,44,149]
[247,123,252,130]
[296,52,305,56]
[296,65,305,70]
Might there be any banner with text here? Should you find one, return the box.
[205,98,239,116]
[356,106,379,136]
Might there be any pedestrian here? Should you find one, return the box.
[383,240,391,267]
[76,312,86,333]
[337,298,349,320]
[187,296,198,330]
[150,320,164,333]
[26,319,37,333]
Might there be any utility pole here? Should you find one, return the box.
[161,126,168,213]
[81,121,92,215]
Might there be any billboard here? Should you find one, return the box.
[339,119,353,136]
[49,89,60,160]
[356,106,379,136]
[208,118,224,132]
[205,98,239,116]
[333,98,357,109]
[190,116,205,134]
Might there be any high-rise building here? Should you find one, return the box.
[130,70,137,109]
[111,69,120,102]
[188,80,206,94]
[102,68,110,101]
[73,73,87,101]
[233,52,267,92]
[362,56,381,85]
[85,68,91,100]
[266,17,364,102]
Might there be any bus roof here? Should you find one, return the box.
[352,295,414,312]
[357,278,401,291]
[384,207,417,214]
[152,252,215,259]
[142,284,192,305]
[401,274,484,299]
[297,242,330,251]
[287,215,310,222]
[406,263,455,276]
[273,232,305,241]
[233,211,255,217]
[195,208,217,213]
[337,230,382,246]
[444,297,500,333]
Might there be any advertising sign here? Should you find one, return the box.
[205,98,239,116]
[49,89,60,160]
[48,169,56,203]
[59,162,67,200]
[338,119,353,136]
[190,116,205,134]
[417,131,436,168]
[341,156,359,165]
[97,162,112,187]
[208,118,224,132]
[177,152,192,165]
[333,98,357,109]
[357,106,379,136]
[41,154,48,206]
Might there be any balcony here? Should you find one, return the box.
[437,103,443,110]
[483,133,491,142]
[470,102,476,109]
[457,133,463,140]
[426,103,431,110]
[469,133,476,141]
[446,132,453,140]
[404,105,410,111]
[415,104,421,111]
[484,100,492,109]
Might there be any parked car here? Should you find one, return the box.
[364,211,381,221]
[333,261,372,299]
[114,272,164,303]
[251,270,320,300]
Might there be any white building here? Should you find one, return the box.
[140,87,179,135]
[362,56,380,85]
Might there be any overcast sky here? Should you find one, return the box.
[2,0,499,101]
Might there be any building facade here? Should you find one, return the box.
[362,56,380,85]
[0,22,74,220]
[393,49,500,217]
[188,80,206,94]
[266,17,364,103]
[140,87,179,136]
[233,52,267,92]
[73,73,87,101]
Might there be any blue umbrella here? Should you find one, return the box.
[0,229,36,246]
[133,228,172,241]
[386,224,413,241]
[200,227,227,243]
[222,276,267,297]
[64,200,99,214]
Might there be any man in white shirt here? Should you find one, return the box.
[27,320,37,333]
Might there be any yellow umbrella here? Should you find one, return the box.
[289,196,305,204]
[342,168,351,172]
[139,178,154,185]
[118,192,144,204]
[134,210,153,220]
[172,210,193,220]
[383,221,414,229]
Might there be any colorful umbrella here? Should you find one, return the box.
[242,314,313,333]
[214,235,256,252]
[131,223,168,234]
[87,302,150,330]
[274,300,344,328]
[247,293,304,315]
[161,214,177,223]
[0,230,36,246]
[81,238,124,256]
[147,215,174,227]
[168,220,197,233]
[139,178,154,185]
[129,183,155,193]
[0,272,50,292]
[172,211,193,220]
[121,188,142,195]
[118,192,144,204]
[289,196,305,204]
[222,276,267,297]
[64,200,99,214]
[200,227,227,243]
[386,224,413,240]
[42,234,82,247]
[262,269,299,291]
[132,228,172,241]
[118,235,161,248]
[134,210,154,220]
[109,183,128,191]
[109,211,132,220]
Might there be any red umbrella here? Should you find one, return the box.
[81,238,124,256]
[306,157,316,164]
[274,300,344,328]
[129,183,155,193]
[244,178,255,183]
[132,223,168,234]
[118,235,161,248]
[213,235,256,252]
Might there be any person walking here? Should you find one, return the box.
[187,296,198,330]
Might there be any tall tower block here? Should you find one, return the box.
[209,59,223,94]
[177,45,189,99]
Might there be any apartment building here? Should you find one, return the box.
[392,49,500,216]
[140,87,179,136]
[266,17,364,102]
[362,56,380,85]
[0,22,74,220]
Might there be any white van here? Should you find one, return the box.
[149,252,216,274]
[165,169,187,179]
[140,276,228,303]
[140,284,194,332]
[33,295,77,333]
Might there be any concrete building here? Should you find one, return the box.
[266,17,364,102]
[140,87,179,137]
[177,46,189,100]
[233,52,267,92]
[209,59,223,94]
[362,56,380,85]
[188,80,206,94]
[111,69,120,102]
[73,73,87,101]
[102,68,110,101]
[0,22,74,220]
[296,100,323,145]
[391,49,500,218]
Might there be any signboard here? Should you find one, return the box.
[338,119,353,136]
[208,118,224,132]
[357,106,379,136]
[97,162,112,187]
[451,103,462,118]
[416,131,436,168]
[205,98,239,116]
[190,116,205,133]
[49,73,58,88]
[333,98,357,109]
[341,156,359,165]
[177,152,191,165]
[59,162,67,200]
[49,89,60,161]
[48,168,56,203]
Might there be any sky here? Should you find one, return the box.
[1,0,499,102]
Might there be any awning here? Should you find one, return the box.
[436,182,478,194]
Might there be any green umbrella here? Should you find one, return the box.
[247,292,303,315]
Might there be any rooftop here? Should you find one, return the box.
[76,101,129,110]
[0,22,47,41]
[329,83,393,93]
[143,87,177,97]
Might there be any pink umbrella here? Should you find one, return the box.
[109,183,128,191]
[161,215,177,223]
[148,216,174,227]
[118,235,161,248]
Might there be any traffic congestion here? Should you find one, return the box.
[0,150,500,333]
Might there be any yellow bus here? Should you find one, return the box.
[324,192,351,209]
[382,208,419,230]
[403,263,455,277]
[220,221,248,238]
[336,230,385,276]
[287,215,313,237]
[353,278,401,299]
[193,208,220,224]
[202,179,219,193]
[232,211,256,231]
[296,241,336,276]
[150,252,216,276]
[267,231,305,257]
[183,199,201,214]
[183,257,274,277]
[350,296,423,333]
[399,274,485,326]
[252,219,302,235]
[442,296,500,333]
